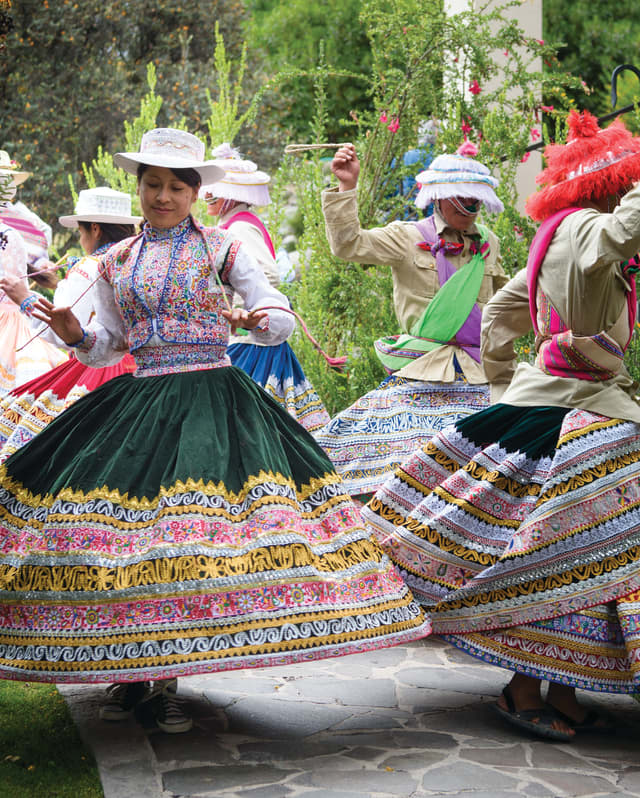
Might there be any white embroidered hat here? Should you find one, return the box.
[58,187,143,228]
[414,142,504,213]
[113,128,224,184]
[199,143,271,207]
[0,150,31,186]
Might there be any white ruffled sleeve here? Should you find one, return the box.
[28,255,102,348]
[218,239,295,345]
[74,262,128,367]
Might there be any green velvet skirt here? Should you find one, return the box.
[0,366,429,683]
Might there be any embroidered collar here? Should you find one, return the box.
[92,242,112,257]
[143,216,192,241]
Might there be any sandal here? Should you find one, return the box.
[494,685,575,742]
[547,705,616,734]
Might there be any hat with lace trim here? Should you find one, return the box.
[526,109,640,221]
[59,187,143,228]
[0,150,31,186]
[199,143,271,207]
[113,128,224,184]
[414,141,504,213]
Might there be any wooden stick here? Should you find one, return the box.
[284,143,350,155]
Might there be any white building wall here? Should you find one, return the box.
[444,0,543,212]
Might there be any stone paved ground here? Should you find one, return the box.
[59,638,640,798]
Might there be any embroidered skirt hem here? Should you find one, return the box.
[314,372,490,498]
[228,341,330,433]
[363,403,640,692]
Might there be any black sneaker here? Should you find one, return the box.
[141,679,193,734]
[99,681,149,721]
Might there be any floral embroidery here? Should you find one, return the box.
[103,217,238,368]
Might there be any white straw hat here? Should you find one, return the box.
[113,128,224,184]
[199,143,271,207]
[0,150,31,186]
[414,142,504,213]
[59,187,143,228]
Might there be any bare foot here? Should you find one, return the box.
[546,682,611,731]
[497,675,575,738]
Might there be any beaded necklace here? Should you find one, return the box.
[130,217,191,323]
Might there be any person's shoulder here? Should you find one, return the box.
[104,233,142,261]
[66,253,100,281]
[387,219,422,238]
[0,222,26,251]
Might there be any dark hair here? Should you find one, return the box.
[136,162,201,188]
[78,220,137,248]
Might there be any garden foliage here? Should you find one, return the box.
[13,0,638,413]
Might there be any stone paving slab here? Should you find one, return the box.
[59,638,640,798]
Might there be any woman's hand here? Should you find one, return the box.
[222,307,269,334]
[30,297,85,345]
[331,143,359,192]
[29,262,60,291]
[0,275,31,306]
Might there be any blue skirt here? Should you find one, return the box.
[228,341,330,433]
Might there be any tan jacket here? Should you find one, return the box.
[482,183,640,422]
[322,187,507,383]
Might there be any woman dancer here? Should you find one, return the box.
[201,143,330,433]
[315,141,507,501]
[0,155,66,395]
[0,187,139,461]
[0,128,428,734]
[364,110,640,740]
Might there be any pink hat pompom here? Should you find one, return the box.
[456,141,479,157]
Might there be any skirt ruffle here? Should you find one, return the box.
[363,403,640,692]
[228,341,330,433]
[0,355,136,462]
[0,366,429,683]
[314,371,489,499]
[0,307,67,397]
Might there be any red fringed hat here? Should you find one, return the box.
[526,109,640,221]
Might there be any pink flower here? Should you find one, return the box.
[379,111,388,124]
[521,152,531,163]
[541,105,555,113]
[461,118,472,136]
[504,50,509,57]
[402,26,407,34]
[537,39,544,46]
[530,128,541,141]
[469,80,481,95]
[388,118,400,134]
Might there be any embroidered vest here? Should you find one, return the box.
[104,218,241,351]
[527,208,637,382]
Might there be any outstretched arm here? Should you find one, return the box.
[322,143,408,268]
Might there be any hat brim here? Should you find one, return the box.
[113,153,224,185]
[199,181,271,207]
[0,169,31,187]
[59,213,143,229]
